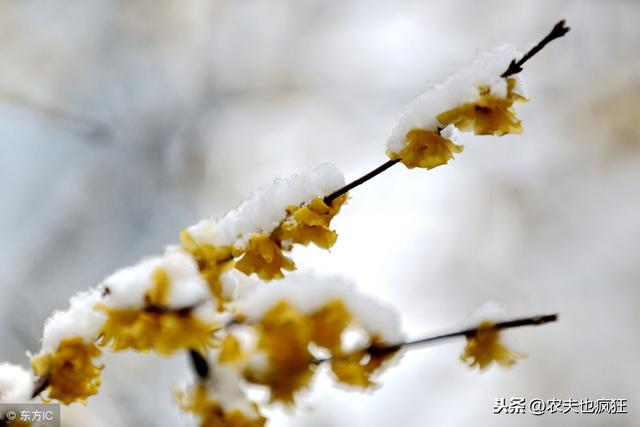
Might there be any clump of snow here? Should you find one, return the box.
[387,44,526,154]
[236,271,403,343]
[0,363,34,403]
[186,163,345,250]
[38,288,105,355]
[100,246,210,310]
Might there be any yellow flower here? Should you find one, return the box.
[31,338,103,404]
[437,78,527,136]
[178,385,266,427]
[330,338,399,388]
[388,128,464,170]
[180,230,235,310]
[309,300,351,354]
[275,194,348,250]
[96,304,216,355]
[243,302,314,403]
[234,235,295,281]
[461,321,525,370]
[218,335,244,365]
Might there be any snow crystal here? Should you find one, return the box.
[387,44,526,154]
[186,163,345,250]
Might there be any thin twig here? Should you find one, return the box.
[502,20,570,77]
[189,350,210,381]
[316,313,558,363]
[323,159,400,205]
[400,313,558,350]
[31,376,49,399]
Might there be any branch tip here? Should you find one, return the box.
[502,19,570,77]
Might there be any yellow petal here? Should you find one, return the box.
[310,299,351,353]
[96,304,216,355]
[388,128,464,170]
[437,78,526,136]
[275,194,347,249]
[32,338,103,404]
[330,340,398,388]
[461,321,525,370]
[243,302,314,403]
[235,235,295,280]
[180,229,235,310]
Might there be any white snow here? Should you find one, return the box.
[387,44,525,154]
[38,288,105,355]
[100,246,210,310]
[0,363,34,403]
[185,163,345,250]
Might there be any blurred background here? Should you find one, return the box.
[1,0,638,426]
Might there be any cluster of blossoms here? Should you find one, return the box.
[0,42,550,426]
[386,45,526,170]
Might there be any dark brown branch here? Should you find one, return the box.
[317,313,558,363]
[31,376,49,399]
[189,349,210,380]
[400,313,558,350]
[502,20,570,77]
[323,159,400,205]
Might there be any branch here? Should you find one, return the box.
[324,159,400,205]
[317,313,559,361]
[502,20,570,77]
[189,350,210,381]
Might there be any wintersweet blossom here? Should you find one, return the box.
[461,321,524,370]
[387,126,463,170]
[31,338,102,404]
[330,338,399,388]
[437,78,527,136]
[233,234,296,281]
[460,302,526,370]
[276,194,348,249]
